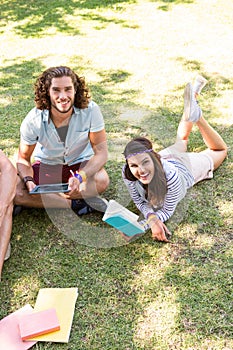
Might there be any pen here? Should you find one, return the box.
[69,169,83,183]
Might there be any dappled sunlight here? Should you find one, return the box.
[191,234,215,249]
[199,338,233,350]
[0,95,12,107]
[130,247,178,345]
[218,200,233,222]
[1,1,233,115]
[108,149,125,162]
[11,275,40,307]
[107,132,129,162]
[177,222,197,234]
[0,139,17,147]
[177,222,217,248]
[134,291,178,344]
[178,265,196,278]
[210,116,233,127]
[210,91,233,124]
[132,252,171,287]
[118,107,151,124]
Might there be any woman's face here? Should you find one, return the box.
[127,153,155,184]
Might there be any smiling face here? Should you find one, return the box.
[49,76,75,116]
[127,152,155,184]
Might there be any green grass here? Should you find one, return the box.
[0,0,233,349]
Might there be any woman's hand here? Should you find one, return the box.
[151,219,171,242]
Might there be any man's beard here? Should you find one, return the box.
[51,101,74,114]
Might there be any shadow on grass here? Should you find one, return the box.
[0,0,137,38]
[0,59,45,155]
[149,0,194,12]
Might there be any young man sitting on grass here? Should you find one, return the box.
[14,66,109,216]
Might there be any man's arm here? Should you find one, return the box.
[67,129,109,198]
[17,142,37,192]
[80,129,108,177]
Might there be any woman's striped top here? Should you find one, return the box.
[122,157,194,228]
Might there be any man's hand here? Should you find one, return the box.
[67,176,80,198]
[151,219,171,243]
[25,180,37,193]
[65,176,87,199]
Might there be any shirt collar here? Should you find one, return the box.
[41,109,49,122]
[41,107,79,123]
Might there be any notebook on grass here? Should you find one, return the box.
[18,308,60,341]
[0,304,37,350]
[27,288,78,343]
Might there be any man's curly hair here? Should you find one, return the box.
[34,66,91,110]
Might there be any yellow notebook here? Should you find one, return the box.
[28,288,78,343]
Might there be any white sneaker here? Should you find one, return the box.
[4,243,11,261]
[193,75,207,95]
[183,83,202,123]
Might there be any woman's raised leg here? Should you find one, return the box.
[160,78,227,167]
[181,82,227,169]
[196,116,227,170]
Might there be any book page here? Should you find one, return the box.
[103,200,139,222]
[103,200,145,236]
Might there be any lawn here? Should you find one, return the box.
[0,0,232,349]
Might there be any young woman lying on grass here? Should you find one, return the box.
[122,77,227,242]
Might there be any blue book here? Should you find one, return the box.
[102,200,145,237]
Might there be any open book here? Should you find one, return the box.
[102,200,145,238]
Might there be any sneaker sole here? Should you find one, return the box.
[183,83,192,121]
[194,75,207,94]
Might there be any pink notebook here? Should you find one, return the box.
[18,308,60,341]
[0,304,37,350]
